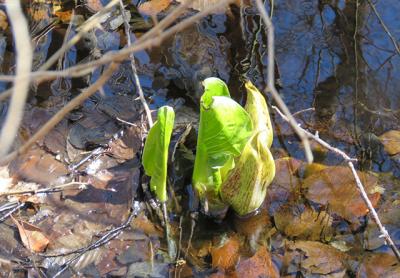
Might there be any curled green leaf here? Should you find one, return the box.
[142,106,175,202]
[192,78,253,213]
[220,81,275,216]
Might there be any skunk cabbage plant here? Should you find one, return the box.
[192,78,253,214]
[220,81,275,215]
[142,106,175,202]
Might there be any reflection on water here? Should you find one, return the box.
[238,0,400,176]
[1,0,400,276]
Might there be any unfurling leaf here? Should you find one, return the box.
[192,77,253,214]
[143,106,175,202]
[220,81,275,216]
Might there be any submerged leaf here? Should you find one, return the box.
[220,81,275,215]
[211,235,241,271]
[284,241,347,276]
[143,106,175,202]
[303,166,381,223]
[192,78,253,209]
[235,246,279,278]
[274,204,333,241]
[379,130,400,155]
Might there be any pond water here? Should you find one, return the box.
[0,0,400,277]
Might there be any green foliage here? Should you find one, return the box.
[192,78,253,204]
[142,79,275,216]
[220,81,275,215]
[142,106,175,202]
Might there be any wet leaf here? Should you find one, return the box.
[235,246,279,278]
[11,216,50,253]
[303,166,381,223]
[54,10,73,23]
[138,0,172,16]
[284,241,347,277]
[364,195,400,250]
[357,253,400,277]
[9,148,68,186]
[302,162,328,178]
[274,204,333,241]
[266,157,303,215]
[84,0,104,13]
[131,213,164,237]
[379,130,400,155]
[176,0,241,12]
[127,262,169,277]
[0,10,8,31]
[211,235,240,271]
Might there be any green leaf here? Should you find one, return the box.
[220,81,275,215]
[192,78,253,201]
[142,106,175,202]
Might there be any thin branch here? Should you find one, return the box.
[366,0,400,56]
[0,0,236,97]
[41,0,120,71]
[348,162,400,261]
[0,202,24,223]
[0,1,33,157]
[119,0,153,128]
[0,63,118,166]
[0,182,88,198]
[272,106,356,162]
[254,0,313,163]
[273,105,400,261]
[0,0,195,101]
[48,200,141,277]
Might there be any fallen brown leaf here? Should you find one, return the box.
[274,204,333,241]
[284,241,347,276]
[138,0,172,16]
[303,166,381,223]
[235,246,279,278]
[379,130,400,155]
[357,252,400,277]
[211,235,240,271]
[11,216,49,253]
[0,10,8,31]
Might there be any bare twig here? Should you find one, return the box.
[273,105,400,261]
[0,1,33,157]
[366,0,400,56]
[0,0,194,101]
[49,200,141,277]
[272,106,356,162]
[0,182,88,198]
[0,202,24,223]
[254,0,313,163]
[0,64,118,166]
[119,0,153,128]
[0,0,234,101]
[41,0,120,71]
[348,162,400,260]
